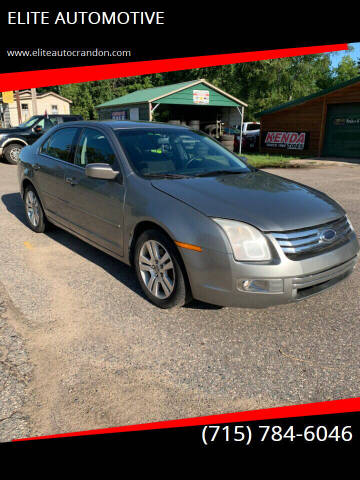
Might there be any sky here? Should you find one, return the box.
[330,42,360,68]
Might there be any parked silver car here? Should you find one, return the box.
[18,121,359,308]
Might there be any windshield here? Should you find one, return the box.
[17,116,42,128]
[115,128,251,177]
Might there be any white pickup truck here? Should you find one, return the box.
[234,121,260,150]
[234,121,260,135]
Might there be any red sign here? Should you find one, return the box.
[263,131,309,150]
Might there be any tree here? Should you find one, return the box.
[331,55,359,84]
[35,53,337,121]
[157,54,333,119]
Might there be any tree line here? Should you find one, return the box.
[39,52,360,121]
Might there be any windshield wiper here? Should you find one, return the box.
[143,173,190,179]
[193,169,248,177]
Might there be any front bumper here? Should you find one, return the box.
[181,231,359,308]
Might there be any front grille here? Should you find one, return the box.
[270,216,352,259]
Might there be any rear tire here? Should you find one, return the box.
[4,143,23,165]
[24,185,47,233]
[134,229,192,308]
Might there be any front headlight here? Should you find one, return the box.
[346,214,355,231]
[213,218,272,261]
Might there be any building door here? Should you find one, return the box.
[322,103,360,158]
[130,108,139,120]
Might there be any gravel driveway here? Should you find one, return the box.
[0,162,359,441]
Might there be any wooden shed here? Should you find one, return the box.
[257,76,360,158]
[96,79,247,131]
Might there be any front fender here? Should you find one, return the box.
[124,177,232,263]
[1,136,28,149]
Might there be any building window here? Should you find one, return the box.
[21,103,30,120]
[51,105,58,114]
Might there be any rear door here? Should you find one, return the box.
[34,127,79,218]
[61,127,125,257]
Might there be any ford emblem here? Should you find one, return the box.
[320,228,336,242]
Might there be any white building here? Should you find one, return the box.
[0,90,72,127]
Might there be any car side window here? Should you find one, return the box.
[36,117,55,130]
[74,128,116,167]
[40,137,51,153]
[49,117,61,126]
[43,128,78,162]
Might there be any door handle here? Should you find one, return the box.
[65,176,78,186]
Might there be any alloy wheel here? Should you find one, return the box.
[9,146,21,163]
[25,190,40,227]
[139,240,175,299]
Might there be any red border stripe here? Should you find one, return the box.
[0,44,347,91]
[13,397,360,441]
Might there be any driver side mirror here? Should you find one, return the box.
[85,163,120,181]
[33,125,43,133]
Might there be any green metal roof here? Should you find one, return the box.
[96,80,201,108]
[96,79,247,109]
[256,76,360,117]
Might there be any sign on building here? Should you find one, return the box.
[112,111,127,120]
[333,117,360,126]
[262,131,309,150]
[193,90,209,104]
[2,91,14,103]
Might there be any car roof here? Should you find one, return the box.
[54,120,191,130]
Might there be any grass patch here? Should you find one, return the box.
[241,153,304,168]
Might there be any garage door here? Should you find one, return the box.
[322,103,360,158]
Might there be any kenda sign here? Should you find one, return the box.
[263,131,309,150]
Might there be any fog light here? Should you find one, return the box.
[237,278,284,294]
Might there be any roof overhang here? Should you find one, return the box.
[96,79,247,109]
[18,90,73,104]
[150,79,247,107]
[256,76,360,118]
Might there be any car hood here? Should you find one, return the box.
[0,127,26,135]
[151,170,345,231]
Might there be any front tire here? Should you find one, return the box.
[134,229,191,308]
[24,186,47,233]
[4,143,23,165]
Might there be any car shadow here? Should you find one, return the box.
[1,192,221,310]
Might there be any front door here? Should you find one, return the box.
[61,127,125,257]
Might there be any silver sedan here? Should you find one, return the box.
[18,120,359,308]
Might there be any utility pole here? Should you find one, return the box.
[31,88,38,116]
[15,90,22,125]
